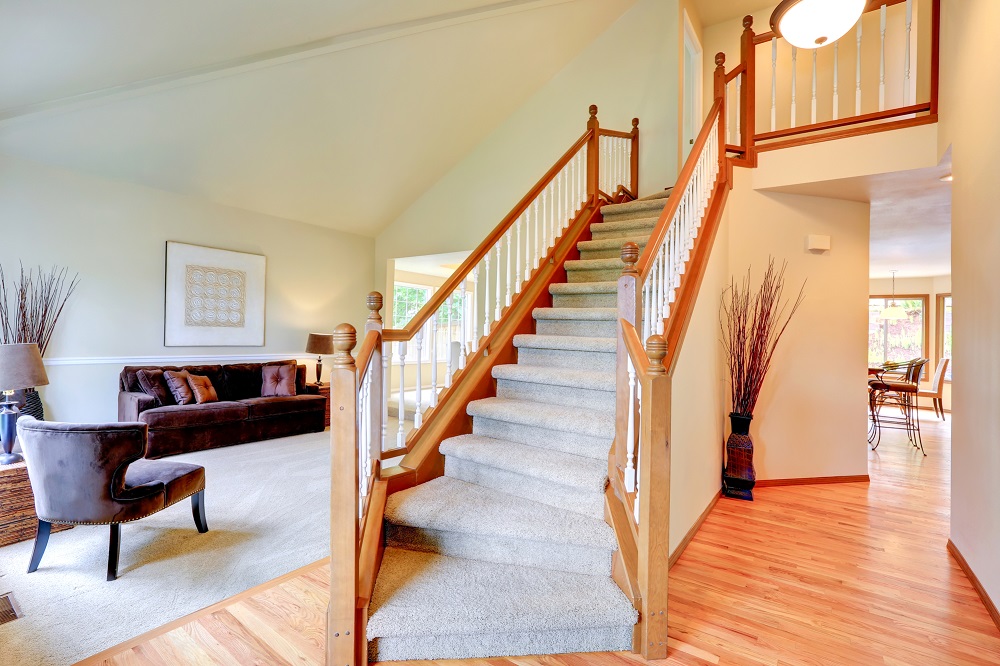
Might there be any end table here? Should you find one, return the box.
[318,384,331,428]
[0,462,72,547]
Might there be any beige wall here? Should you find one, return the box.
[374,0,683,295]
[727,167,871,481]
[0,154,374,422]
[868,275,952,411]
[936,0,1000,609]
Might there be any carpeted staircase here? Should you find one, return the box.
[366,192,670,661]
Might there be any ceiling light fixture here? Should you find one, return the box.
[879,270,908,322]
[770,0,867,49]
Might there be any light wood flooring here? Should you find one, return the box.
[79,416,1000,665]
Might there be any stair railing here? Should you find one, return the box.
[329,105,640,665]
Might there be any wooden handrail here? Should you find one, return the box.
[355,329,380,385]
[383,127,593,342]
[636,98,723,280]
[725,64,745,83]
[598,128,635,140]
[755,102,932,142]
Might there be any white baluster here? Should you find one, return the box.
[541,190,548,255]
[382,341,389,451]
[735,75,742,144]
[856,21,863,115]
[445,298,454,389]
[533,199,541,271]
[505,228,512,307]
[471,266,480,353]
[791,46,798,128]
[633,379,641,524]
[879,3,887,112]
[726,81,733,143]
[459,282,468,369]
[625,355,637,493]
[430,315,439,406]
[515,216,523,294]
[771,37,777,132]
[494,242,502,321]
[642,271,652,342]
[833,41,840,120]
[414,330,423,428]
[483,253,491,334]
[396,341,406,448]
[811,50,817,124]
[904,0,913,106]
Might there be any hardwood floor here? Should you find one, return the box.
[79,416,1000,666]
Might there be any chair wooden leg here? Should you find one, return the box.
[108,523,121,581]
[192,490,208,533]
[938,398,946,422]
[27,519,51,574]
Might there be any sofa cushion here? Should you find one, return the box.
[262,364,296,397]
[124,458,206,507]
[188,374,219,404]
[241,395,326,419]
[163,371,195,405]
[136,369,175,407]
[140,401,249,430]
[179,365,225,396]
[221,363,263,401]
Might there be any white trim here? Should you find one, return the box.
[0,0,577,124]
[43,353,306,367]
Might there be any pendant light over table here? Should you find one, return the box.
[880,270,908,322]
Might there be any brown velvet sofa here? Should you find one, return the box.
[118,361,325,458]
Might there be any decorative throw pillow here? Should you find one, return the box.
[163,370,195,405]
[136,369,175,407]
[187,374,219,404]
[261,364,296,397]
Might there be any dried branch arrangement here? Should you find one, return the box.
[0,264,80,356]
[721,258,805,416]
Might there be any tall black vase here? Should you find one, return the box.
[22,388,45,421]
[723,412,755,501]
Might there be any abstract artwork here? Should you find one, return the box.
[165,242,266,346]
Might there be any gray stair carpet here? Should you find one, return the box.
[368,194,666,661]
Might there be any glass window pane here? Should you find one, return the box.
[867,296,926,377]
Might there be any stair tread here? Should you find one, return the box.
[532,307,616,321]
[600,198,668,217]
[442,434,608,493]
[590,216,660,232]
[565,257,624,271]
[384,476,614,549]
[513,333,615,353]
[577,237,650,251]
[492,363,614,391]
[368,547,636,639]
[468,397,614,439]
[549,281,618,295]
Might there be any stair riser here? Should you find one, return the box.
[535,319,617,338]
[516,347,616,373]
[385,523,611,575]
[496,378,615,412]
[601,203,665,220]
[567,268,623,283]
[589,224,656,241]
[370,625,634,662]
[472,417,609,461]
[552,292,617,308]
[580,245,648,261]
[444,458,606,520]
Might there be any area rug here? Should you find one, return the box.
[0,431,330,665]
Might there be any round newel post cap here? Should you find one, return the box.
[646,334,667,375]
[589,104,598,119]
[715,52,726,68]
[621,242,639,275]
[632,117,640,129]
[332,323,357,368]
[743,15,754,30]
[367,291,383,321]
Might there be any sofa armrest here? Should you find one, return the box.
[302,382,320,395]
[119,391,156,422]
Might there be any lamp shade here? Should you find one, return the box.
[0,343,49,391]
[305,333,335,355]
[879,303,909,322]
[771,0,866,49]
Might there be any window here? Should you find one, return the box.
[391,283,471,364]
[868,295,929,379]
[936,294,953,382]
[393,284,431,328]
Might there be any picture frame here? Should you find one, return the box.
[164,241,266,347]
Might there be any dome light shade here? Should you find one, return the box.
[879,303,908,322]
[770,0,867,50]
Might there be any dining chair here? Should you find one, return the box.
[918,358,950,421]
[868,358,928,455]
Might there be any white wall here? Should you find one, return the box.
[0,154,374,422]
[373,0,684,295]
[868,275,952,411]
[937,0,1000,612]
[727,167,871,482]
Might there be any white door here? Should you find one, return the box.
[682,12,703,162]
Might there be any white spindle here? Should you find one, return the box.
[735,76,742,145]
[396,341,406,448]
[625,355,637,493]
[483,254,491,334]
[811,50,817,124]
[494,243,502,321]
[505,229,512,307]
[533,199,541,270]
[414,330,423,428]
[879,3,887,112]
[904,0,913,106]
[515,216,523,294]
[381,342,389,451]
[856,21,863,115]
[445,295,454,389]
[833,41,840,120]
[726,81,733,143]
[791,47,798,128]
[770,37,777,132]
[430,315,438,407]
[471,266,480,353]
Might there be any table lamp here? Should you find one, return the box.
[305,333,334,385]
[0,343,49,465]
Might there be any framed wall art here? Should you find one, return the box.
[164,242,266,346]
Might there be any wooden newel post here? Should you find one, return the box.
[587,104,600,204]
[365,292,383,333]
[637,333,669,660]
[630,118,640,199]
[365,292,384,483]
[714,52,728,181]
[328,323,359,666]
[613,242,641,490]
[740,16,757,166]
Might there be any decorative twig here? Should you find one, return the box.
[0,263,80,356]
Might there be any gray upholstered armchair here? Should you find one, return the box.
[15,417,208,580]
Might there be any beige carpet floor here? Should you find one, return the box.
[0,430,330,666]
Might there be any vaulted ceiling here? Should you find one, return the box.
[0,0,635,236]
